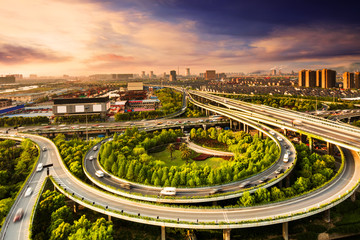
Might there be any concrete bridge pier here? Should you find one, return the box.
[351,191,356,202]
[308,137,313,152]
[282,222,289,240]
[300,134,307,144]
[283,129,287,136]
[108,215,111,221]
[258,130,263,139]
[206,109,209,116]
[161,226,166,240]
[327,142,334,155]
[285,175,291,188]
[233,121,238,131]
[223,229,231,240]
[229,119,233,130]
[324,209,331,223]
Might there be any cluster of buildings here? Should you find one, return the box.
[343,72,360,89]
[298,69,337,88]
[52,82,161,118]
[0,75,16,84]
[299,69,360,89]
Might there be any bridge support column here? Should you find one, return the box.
[202,124,207,131]
[308,137,313,152]
[282,222,288,240]
[223,229,231,240]
[229,119,233,130]
[233,122,238,131]
[201,108,204,114]
[108,215,111,221]
[300,134,306,144]
[161,226,166,240]
[327,142,334,155]
[283,129,287,136]
[285,175,290,188]
[258,130,263,139]
[351,191,356,202]
[238,122,242,131]
[206,110,209,116]
[73,202,78,213]
[323,209,331,223]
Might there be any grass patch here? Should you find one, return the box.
[151,150,225,168]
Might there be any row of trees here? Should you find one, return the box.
[221,95,322,112]
[238,143,336,206]
[114,88,183,121]
[54,115,104,124]
[32,190,113,240]
[53,134,99,180]
[0,116,49,127]
[0,139,38,228]
[99,128,279,188]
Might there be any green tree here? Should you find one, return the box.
[239,191,255,206]
[167,143,176,160]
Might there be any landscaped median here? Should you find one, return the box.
[81,127,295,203]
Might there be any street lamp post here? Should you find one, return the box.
[85,106,90,141]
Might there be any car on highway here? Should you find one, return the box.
[277,136,283,142]
[286,150,291,155]
[120,182,131,190]
[275,168,284,174]
[239,181,251,188]
[13,208,24,222]
[258,177,269,183]
[209,188,221,195]
[269,131,275,135]
[160,187,176,196]
[95,170,104,178]
[42,147,47,152]
[283,153,289,163]
[93,146,98,151]
[36,163,43,172]
[89,156,94,161]
[24,187,33,197]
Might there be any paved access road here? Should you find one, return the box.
[0,136,49,240]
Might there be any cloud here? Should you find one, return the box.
[0,44,71,64]
[250,26,360,62]
[88,53,134,62]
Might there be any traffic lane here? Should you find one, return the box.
[85,142,292,197]
[3,141,48,240]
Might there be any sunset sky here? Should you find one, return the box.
[1,0,360,76]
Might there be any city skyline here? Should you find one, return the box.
[1,0,360,76]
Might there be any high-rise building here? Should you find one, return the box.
[149,71,154,78]
[354,72,360,89]
[141,71,145,78]
[0,76,15,84]
[169,70,177,81]
[185,68,190,76]
[343,72,355,89]
[321,69,336,88]
[316,70,322,87]
[271,69,276,76]
[305,70,316,87]
[205,70,216,80]
[298,70,306,87]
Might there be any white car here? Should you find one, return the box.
[160,187,176,196]
[93,146,98,151]
[95,170,104,178]
[277,137,283,142]
[36,163,43,172]
[89,156,94,161]
[24,187,33,197]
